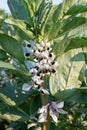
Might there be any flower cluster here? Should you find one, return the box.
[38,101,67,123]
[22,40,58,94]
[22,40,67,127]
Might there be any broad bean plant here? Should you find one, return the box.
[0,0,87,130]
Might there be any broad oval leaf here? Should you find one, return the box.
[0,34,24,63]
[50,49,85,95]
[7,0,32,25]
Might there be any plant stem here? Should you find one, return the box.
[41,77,50,130]
[41,94,50,130]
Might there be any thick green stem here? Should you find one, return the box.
[41,95,50,130]
[41,77,50,130]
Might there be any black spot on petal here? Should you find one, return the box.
[27,44,31,47]
[25,53,30,57]
[51,61,55,65]
[49,53,52,57]
[52,69,56,73]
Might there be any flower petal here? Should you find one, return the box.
[39,87,49,95]
[22,82,33,91]
[38,112,47,122]
[57,109,68,114]
[38,105,48,113]
[49,106,58,123]
[22,83,32,91]
[57,102,64,109]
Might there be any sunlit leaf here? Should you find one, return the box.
[5,19,34,39]
[50,49,85,95]
[0,93,16,106]
[0,107,29,121]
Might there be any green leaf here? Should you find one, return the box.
[62,0,76,13]
[47,16,86,40]
[66,5,87,15]
[30,95,42,114]
[52,4,63,22]
[57,17,86,38]
[53,37,87,57]
[0,107,29,121]
[0,61,16,70]
[40,4,55,38]
[69,92,87,103]
[54,88,77,101]
[0,49,8,60]
[0,93,16,106]
[5,19,34,39]
[7,0,32,25]
[0,61,30,77]
[52,0,76,22]
[21,0,35,19]
[48,21,61,40]
[52,38,71,57]
[65,37,87,52]
[78,87,87,93]
[0,34,24,63]
[50,49,85,95]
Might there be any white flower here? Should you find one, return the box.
[32,75,41,82]
[22,82,33,91]
[30,40,35,49]
[41,41,45,47]
[41,50,49,59]
[24,46,33,56]
[34,58,38,62]
[38,101,67,123]
[49,53,55,60]
[46,41,51,48]
[51,62,59,69]
[32,75,44,85]
[35,44,43,51]
[40,59,47,65]
[44,64,50,70]
[49,102,68,122]
[56,102,68,114]
[38,104,49,122]
[34,50,41,57]
[29,68,38,74]
[36,79,44,85]
[39,87,49,95]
